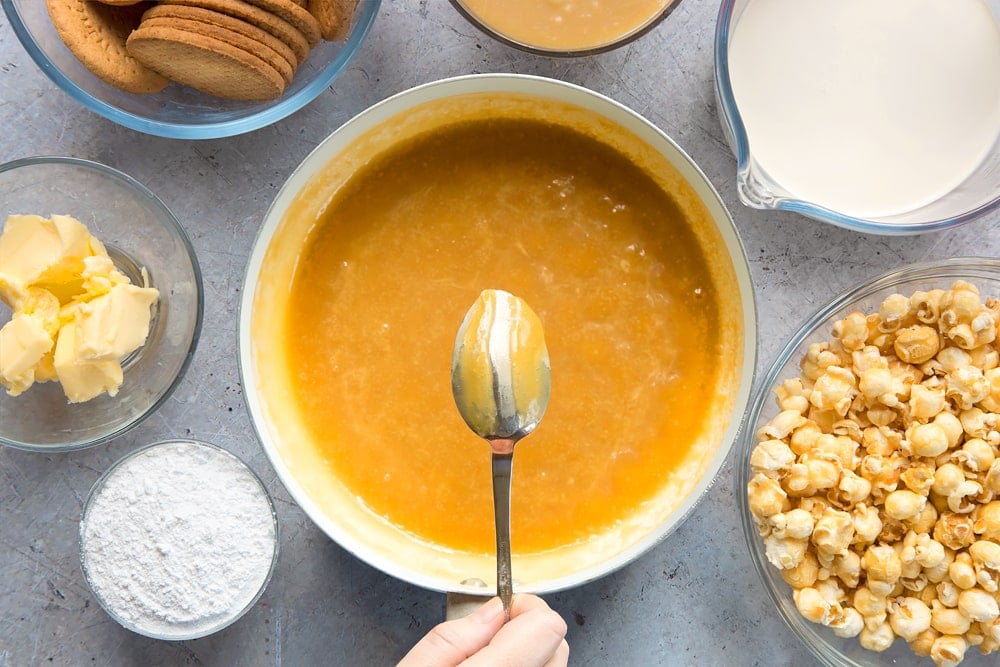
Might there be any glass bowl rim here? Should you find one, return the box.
[0,155,204,452]
[736,256,1000,665]
[712,0,1000,235]
[78,438,280,641]
[448,0,683,57]
[0,0,382,139]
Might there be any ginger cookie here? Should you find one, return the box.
[239,0,322,47]
[159,0,311,65]
[139,16,295,85]
[307,0,356,42]
[45,0,168,94]
[126,24,286,100]
[141,5,298,75]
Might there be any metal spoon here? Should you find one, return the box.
[451,289,551,621]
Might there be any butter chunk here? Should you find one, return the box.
[0,312,55,396]
[19,287,62,337]
[53,322,124,403]
[77,254,129,301]
[34,349,57,384]
[0,286,62,393]
[74,283,159,362]
[0,273,26,310]
[0,213,159,402]
[0,214,94,303]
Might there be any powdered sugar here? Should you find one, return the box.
[80,440,277,639]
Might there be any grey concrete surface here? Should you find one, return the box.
[1,2,997,665]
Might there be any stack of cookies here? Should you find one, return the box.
[45,0,357,100]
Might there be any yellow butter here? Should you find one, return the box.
[34,349,58,384]
[77,254,129,302]
[20,287,62,337]
[0,214,93,304]
[74,283,159,362]
[0,214,159,402]
[53,322,124,403]
[0,312,54,396]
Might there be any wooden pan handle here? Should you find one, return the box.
[444,578,491,620]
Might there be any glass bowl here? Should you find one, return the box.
[80,439,279,640]
[737,258,1000,666]
[0,156,203,451]
[1,0,381,139]
[714,0,1000,235]
[449,0,681,56]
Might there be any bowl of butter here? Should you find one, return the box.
[0,156,203,451]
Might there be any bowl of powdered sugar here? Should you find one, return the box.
[79,439,278,640]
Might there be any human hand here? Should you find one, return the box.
[397,594,569,667]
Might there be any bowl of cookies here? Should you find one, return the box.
[2,0,380,139]
[0,156,203,451]
[739,258,1000,665]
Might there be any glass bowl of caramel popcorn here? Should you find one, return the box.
[0,157,203,451]
[739,258,1000,666]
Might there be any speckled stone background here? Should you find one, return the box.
[1,2,998,665]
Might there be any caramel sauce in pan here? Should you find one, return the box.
[285,117,724,556]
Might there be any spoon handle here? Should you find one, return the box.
[491,451,514,622]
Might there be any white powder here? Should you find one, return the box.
[80,440,277,639]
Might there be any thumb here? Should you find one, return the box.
[398,597,505,667]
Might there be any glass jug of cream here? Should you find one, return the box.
[715,0,1000,234]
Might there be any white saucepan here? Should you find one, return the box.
[238,74,757,597]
